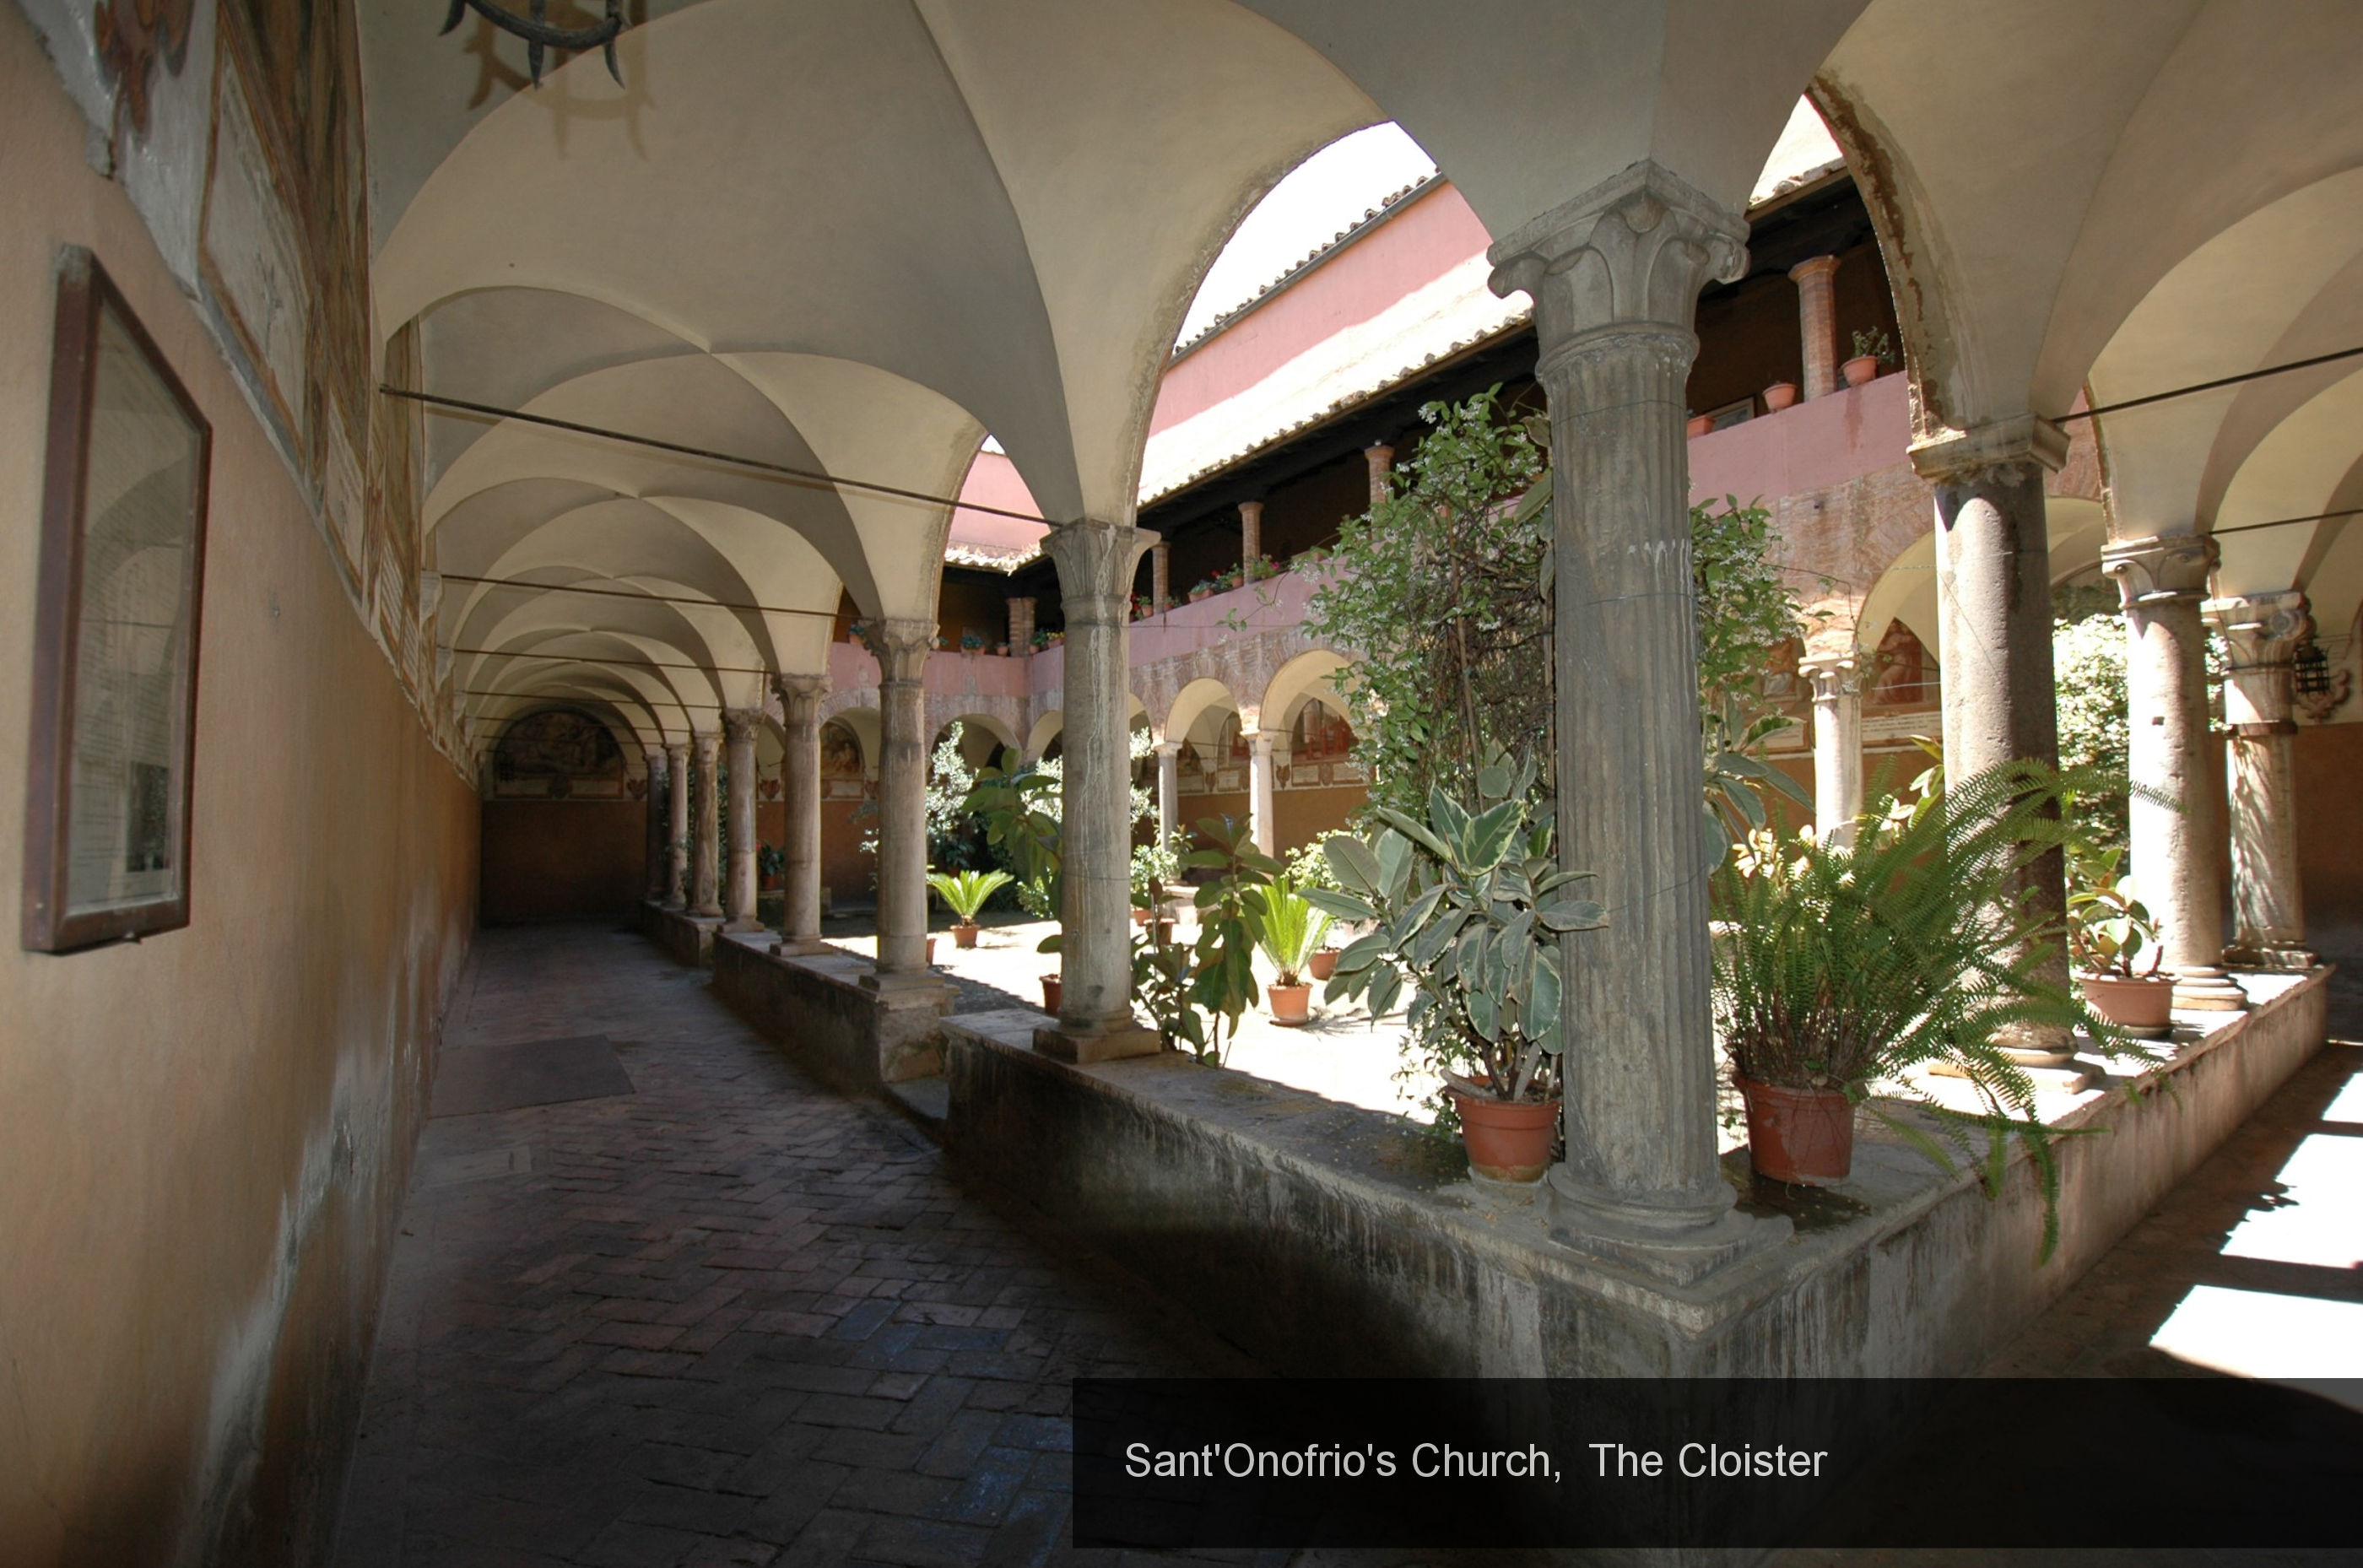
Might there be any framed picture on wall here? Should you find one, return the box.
[21,249,213,953]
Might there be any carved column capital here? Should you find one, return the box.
[1908,415,2070,484]
[860,618,933,685]
[2102,533,2216,608]
[1042,519,1154,625]
[1797,651,1860,703]
[2206,591,2311,731]
[1488,161,1748,363]
[772,673,827,726]
[721,706,765,743]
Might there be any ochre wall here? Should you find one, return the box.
[2295,722,2363,942]
[479,802,647,923]
[0,17,478,1565]
[822,799,873,905]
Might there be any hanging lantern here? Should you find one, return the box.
[441,0,626,88]
[2292,640,2332,698]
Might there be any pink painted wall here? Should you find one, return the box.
[829,639,1032,701]
[947,449,1050,555]
[1150,181,1490,435]
[1687,370,1911,506]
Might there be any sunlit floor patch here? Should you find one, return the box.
[2149,1284,2363,1408]
[2220,1131,2363,1269]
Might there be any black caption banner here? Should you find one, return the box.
[1073,1377,2363,1550]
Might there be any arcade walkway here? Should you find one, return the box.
[330,925,1259,1568]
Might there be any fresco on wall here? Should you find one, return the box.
[820,720,868,801]
[494,710,626,799]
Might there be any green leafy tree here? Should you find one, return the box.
[2052,608,2129,856]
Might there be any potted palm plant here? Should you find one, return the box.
[1282,841,1345,979]
[1309,754,1606,1183]
[1711,760,2149,1248]
[927,867,1013,949]
[1250,877,1330,1025]
[2066,842,2171,1037]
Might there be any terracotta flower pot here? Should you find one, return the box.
[1763,381,1800,412]
[1131,906,1152,926]
[925,937,937,965]
[1041,974,1063,1014]
[1307,947,1340,981]
[1267,981,1311,1026]
[1737,1078,1854,1186]
[1685,414,1713,438]
[1149,918,1176,947]
[952,921,980,949]
[1448,1088,1559,1184]
[2080,972,2175,1038]
[1841,354,1880,387]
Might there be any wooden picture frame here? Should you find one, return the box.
[21,249,213,952]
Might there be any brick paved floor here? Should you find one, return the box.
[333,922,1262,1568]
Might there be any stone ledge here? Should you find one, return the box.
[640,899,722,968]
[711,931,949,1095]
[939,969,2328,1378]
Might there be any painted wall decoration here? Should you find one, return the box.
[820,720,863,779]
[494,709,625,799]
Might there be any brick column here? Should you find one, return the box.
[1238,500,1263,570]
[1363,445,1393,509]
[1007,596,1035,656]
[1151,541,1171,615]
[1789,254,1841,400]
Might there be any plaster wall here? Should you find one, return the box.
[0,14,478,1565]
[2295,719,2363,950]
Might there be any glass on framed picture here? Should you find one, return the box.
[22,249,212,952]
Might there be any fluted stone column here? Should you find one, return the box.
[863,621,935,982]
[663,739,690,909]
[1364,444,1393,508]
[1239,500,1263,570]
[1151,542,1171,616]
[689,731,722,919]
[1007,597,1035,657]
[1155,741,1182,852]
[775,674,828,954]
[1247,728,1279,857]
[1489,162,1782,1284]
[2207,592,2316,969]
[1790,255,1841,401]
[2104,536,2245,1012]
[1800,651,1863,846]
[722,708,764,933]
[1913,417,2083,1068]
[643,747,670,901]
[1038,519,1156,1061]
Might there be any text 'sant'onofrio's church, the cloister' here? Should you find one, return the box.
[3,2,2362,1565]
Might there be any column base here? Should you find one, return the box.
[861,967,948,1004]
[724,918,768,934]
[1930,1051,2099,1093]
[689,906,724,921]
[1033,1020,1163,1064]
[774,934,830,957]
[2223,944,2318,972]
[1544,1168,1791,1288]
[2171,967,2248,1012]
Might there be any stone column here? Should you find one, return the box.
[1799,652,1863,846]
[689,730,723,919]
[2207,592,2316,969]
[1789,254,1841,401]
[663,739,690,908]
[775,674,829,954]
[1363,444,1393,508]
[1038,518,1156,1061]
[643,747,670,901]
[722,708,764,932]
[1489,162,1782,1284]
[1239,500,1263,570]
[862,620,935,981]
[1912,418,2084,1066]
[1247,728,1279,857]
[1151,541,1171,616]
[1155,741,1182,852]
[1007,596,1035,656]
[2104,536,2246,1011]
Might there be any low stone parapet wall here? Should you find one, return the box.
[939,971,2328,1379]
[640,900,721,967]
[711,932,949,1095]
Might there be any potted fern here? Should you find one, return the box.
[1249,876,1330,1026]
[2066,842,2171,1038]
[1309,753,1605,1182]
[1710,760,2139,1238]
[927,867,1013,949]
